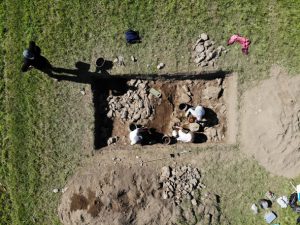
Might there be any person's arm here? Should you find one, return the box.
[21,59,32,72]
[185,108,192,117]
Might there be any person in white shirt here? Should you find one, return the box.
[185,105,205,122]
[129,128,143,145]
[172,129,194,143]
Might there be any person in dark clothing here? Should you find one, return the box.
[21,41,53,74]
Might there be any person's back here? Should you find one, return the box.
[129,128,143,145]
[186,105,205,121]
[172,129,194,143]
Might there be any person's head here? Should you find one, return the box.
[188,116,196,123]
[23,49,34,60]
[130,135,142,145]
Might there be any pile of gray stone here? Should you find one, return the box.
[159,165,205,205]
[192,33,226,68]
[106,79,155,123]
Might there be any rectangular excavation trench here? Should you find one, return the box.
[91,71,237,150]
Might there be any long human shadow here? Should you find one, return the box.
[50,62,231,150]
[50,61,131,149]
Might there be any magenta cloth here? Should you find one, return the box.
[227,34,251,55]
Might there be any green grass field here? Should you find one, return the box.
[1,0,300,224]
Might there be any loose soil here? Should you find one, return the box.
[103,75,235,148]
[240,65,300,178]
[58,150,230,225]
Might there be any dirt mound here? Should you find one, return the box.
[240,66,300,178]
[58,165,177,225]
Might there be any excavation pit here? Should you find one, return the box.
[93,72,237,149]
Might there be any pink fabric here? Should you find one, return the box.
[227,34,251,55]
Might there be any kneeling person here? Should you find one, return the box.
[172,128,194,143]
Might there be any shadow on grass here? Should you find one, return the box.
[48,61,231,150]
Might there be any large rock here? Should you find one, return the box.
[195,44,205,53]
[178,93,191,103]
[203,85,222,99]
[200,33,209,41]
[204,40,212,47]
[161,166,171,180]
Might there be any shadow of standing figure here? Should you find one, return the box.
[49,60,133,149]
[21,41,56,76]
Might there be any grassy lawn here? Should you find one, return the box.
[1,0,299,224]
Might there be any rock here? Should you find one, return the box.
[132,113,141,121]
[121,110,128,119]
[194,57,202,64]
[204,85,222,99]
[168,191,174,198]
[162,191,168,199]
[139,83,146,89]
[200,61,208,67]
[206,52,216,61]
[107,110,113,118]
[128,79,136,86]
[206,45,215,53]
[204,40,212,47]
[208,61,214,67]
[200,33,209,41]
[131,56,136,62]
[107,137,118,145]
[179,93,191,103]
[80,89,85,95]
[195,44,205,53]
[138,101,144,108]
[161,166,171,180]
[157,63,165,69]
[191,199,197,206]
[195,54,206,63]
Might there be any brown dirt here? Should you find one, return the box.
[240,65,300,178]
[58,74,238,225]
[58,163,177,225]
[58,148,231,225]
[108,77,232,146]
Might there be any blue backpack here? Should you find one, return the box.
[125,30,141,44]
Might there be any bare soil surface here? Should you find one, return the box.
[58,74,238,225]
[102,75,236,148]
[58,149,230,225]
[240,65,300,178]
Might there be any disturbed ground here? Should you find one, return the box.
[240,65,300,178]
[99,75,234,148]
[58,73,238,225]
[58,150,230,225]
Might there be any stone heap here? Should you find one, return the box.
[192,33,226,67]
[106,79,155,124]
[159,165,205,205]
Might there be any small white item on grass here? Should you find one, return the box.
[53,188,59,193]
[131,56,136,62]
[276,196,288,208]
[157,63,165,69]
[61,187,68,193]
[251,204,258,214]
[264,211,277,224]
[80,89,85,95]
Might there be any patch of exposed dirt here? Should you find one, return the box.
[58,165,177,225]
[104,75,233,147]
[58,150,230,225]
[240,65,300,178]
